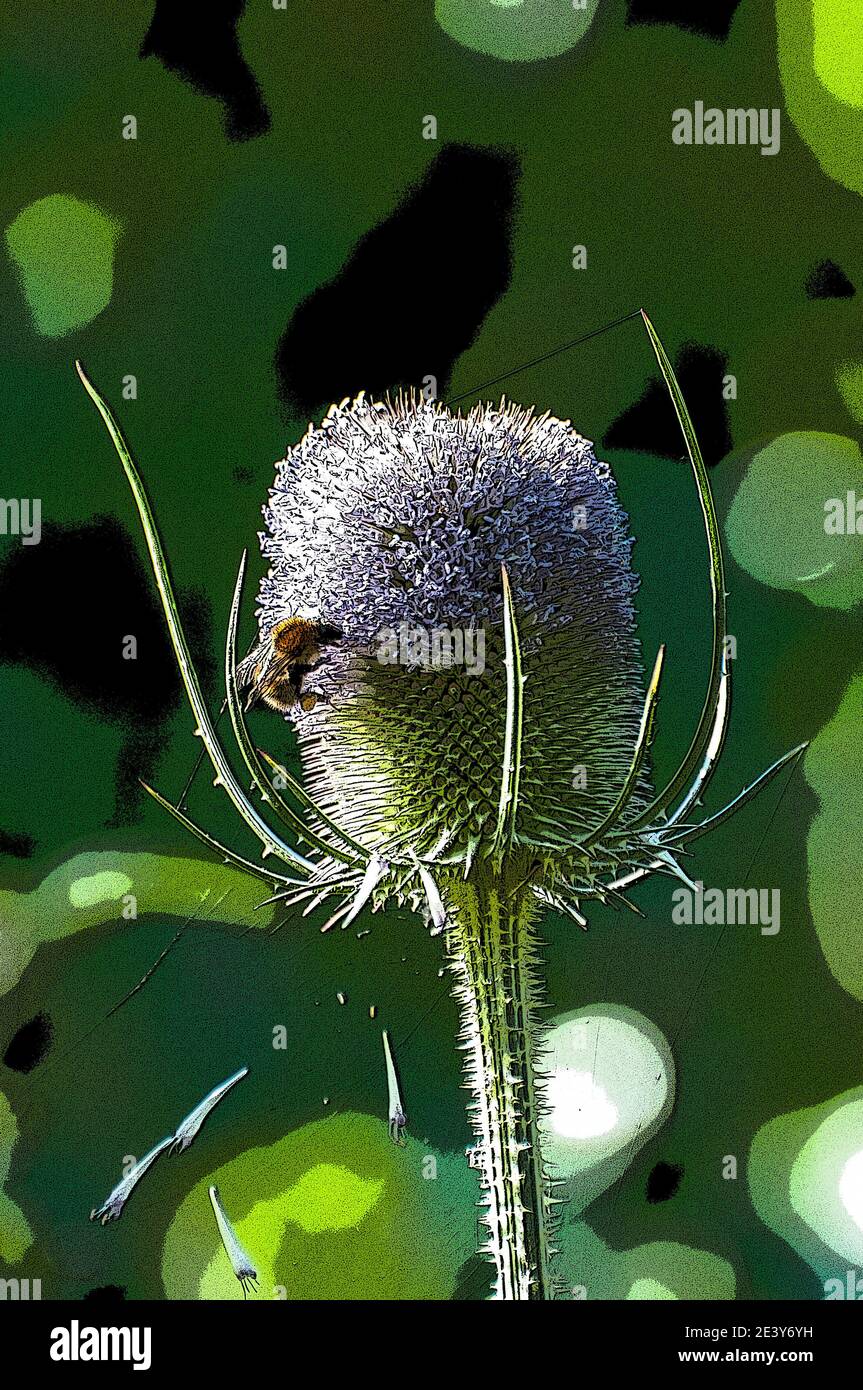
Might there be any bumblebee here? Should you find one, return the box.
[237,617,343,713]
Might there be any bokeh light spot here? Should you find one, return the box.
[5,194,120,337]
[436,0,598,62]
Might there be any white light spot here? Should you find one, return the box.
[548,1067,618,1139]
[839,1148,863,1233]
[68,870,133,909]
[539,1006,675,1214]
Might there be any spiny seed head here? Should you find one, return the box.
[253,390,649,883]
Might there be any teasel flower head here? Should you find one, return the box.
[253,390,651,910]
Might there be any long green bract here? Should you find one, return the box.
[622,311,729,831]
[76,361,317,874]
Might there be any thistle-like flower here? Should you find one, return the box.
[252,384,649,886]
[76,313,803,1301]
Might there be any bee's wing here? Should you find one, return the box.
[236,639,278,711]
[235,643,264,689]
[238,630,299,684]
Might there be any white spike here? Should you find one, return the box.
[665,643,731,828]
[652,848,700,892]
[334,853,388,933]
[208,1185,258,1297]
[410,851,446,931]
[382,1029,407,1145]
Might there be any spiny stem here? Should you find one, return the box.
[446,870,555,1300]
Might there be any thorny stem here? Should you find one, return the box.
[446,869,555,1300]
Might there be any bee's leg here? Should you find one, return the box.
[288,664,316,713]
[290,663,311,694]
[296,669,333,714]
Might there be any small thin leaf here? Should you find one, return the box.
[670,741,808,847]
[140,781,298,888]
[256,747,371,864]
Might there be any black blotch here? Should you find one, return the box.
[0,516,215,825]
[805,259,856,300]
[3,1011,54,1073]
[626,0,741,40]
[232,464,255,485]
[646,1160,684,1203]
[140,0,270,142]
[603,342,732,467]
[276,143,519,418]
[0,829,35,858]
[83,1285,127,1303]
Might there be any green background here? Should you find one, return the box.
[0,0,861,1300]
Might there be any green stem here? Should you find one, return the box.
[446,870,554,1300]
